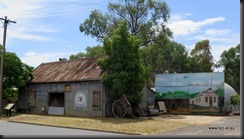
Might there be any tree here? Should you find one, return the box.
[80,0,172,46]
[85,45,106,58]
[0,48,33,98]
[190,40,214,72]
[69,52,86,60]
[186,56,202,72]
[140,39,189,85]
[69,45,105,60]
[98,22,149,105]
[230,94,240,105]
[217,44,240,93]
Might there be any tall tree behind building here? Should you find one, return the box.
[217,44,240,93]
[79,0,172,47]
[98,22,149,105]
[189,39,214,72]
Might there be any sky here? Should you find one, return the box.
[0,0,240,71]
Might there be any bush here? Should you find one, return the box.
[230,94,240,105]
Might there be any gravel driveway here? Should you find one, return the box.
[155,115,241,136]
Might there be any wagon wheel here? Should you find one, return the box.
[105,101,113,117]
[112,100,126,118]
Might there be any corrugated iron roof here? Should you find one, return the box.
[29,58,104,83]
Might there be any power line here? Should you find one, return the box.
[1,0,108,22]
[0,16,16,115]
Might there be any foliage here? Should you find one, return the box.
[98,22,149,105]
[69,52,86,60]
[217,44,240,93]
[58,58,68,61]
[230,94,240,105]
[0,47,33,98]
[69,45,105,59]
[155,91,198,99]
[189,40,214,72]
[85,45,106,58]
[80,0,172,46]
[214,82,225,108]
[140,39,189,82]
[215,82,224,98]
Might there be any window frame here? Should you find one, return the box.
[92,90,101,109]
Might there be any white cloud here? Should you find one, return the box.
[1,24,59,42]
[187,35,233,42]
[21,52,69,67]
[170,81,177,86]
[205,29,231,36]
[170,13,192,21]
[212,80,222,85]
[32,26,59,33]
[211,44,237,61]
[25,52,38,57]
[168,17,225,36]
[190,80,206,85]
[0,0,58,41]
[198,17,225,25]
[0,0,47,21]
[8,27,52,41]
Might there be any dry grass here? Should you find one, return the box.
[1,113,188,135]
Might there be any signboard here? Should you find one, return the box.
[65,84,71,92]
[4,103,15,110]
[155,72,224,114]
[74,92,87,108]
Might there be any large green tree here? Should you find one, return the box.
[0,46,33,98]
[98,22,149,105]
[140,39,189,84]
[69,45,105,60]
[80,0,172,46]
[217,44,240,93]
[189,39,214,72]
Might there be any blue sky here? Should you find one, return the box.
[0,0,240,70]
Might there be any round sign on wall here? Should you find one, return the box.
[74,92,87,107]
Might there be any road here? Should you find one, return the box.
[0,120,124,136]
[0,115,241,137]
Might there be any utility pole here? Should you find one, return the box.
[0,16,16,115]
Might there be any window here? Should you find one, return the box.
[28,92,36,106]
[214,97,216,102]
[205,97,208,103]
[93,90,101,109]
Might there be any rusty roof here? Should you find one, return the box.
[29,58,104,83]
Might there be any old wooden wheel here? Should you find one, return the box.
[112,100,126,118]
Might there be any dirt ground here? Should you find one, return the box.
[150,114,226,125]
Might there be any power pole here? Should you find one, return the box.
[0,16,16,115]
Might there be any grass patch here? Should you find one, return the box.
[1,113,189,135]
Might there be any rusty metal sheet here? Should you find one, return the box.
[30,58,104,83]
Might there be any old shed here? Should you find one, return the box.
[18,58,110,117]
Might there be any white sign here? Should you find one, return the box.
[74,92,87,108]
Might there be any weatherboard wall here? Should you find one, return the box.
[19,81,108,117]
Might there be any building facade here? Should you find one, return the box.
[18,58,151,117]
[18,58,111,117]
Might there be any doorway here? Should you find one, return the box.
[49,92,64,107]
